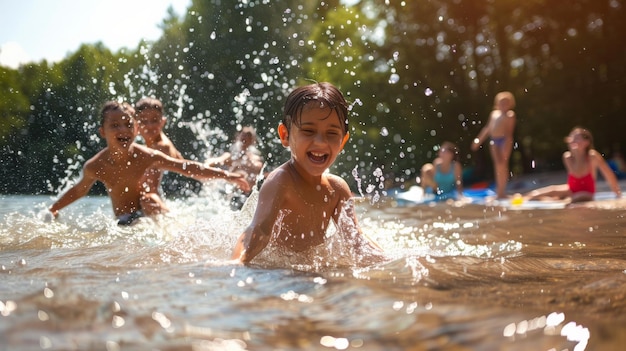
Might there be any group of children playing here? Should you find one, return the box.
[419,91,622,203]
[48,83,621,266]
[48,82,384,264]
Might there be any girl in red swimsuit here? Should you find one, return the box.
[525,127,621,203]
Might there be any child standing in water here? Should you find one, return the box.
[49,101,250,225]
[419,141,463,200]
[471,91,516,199]
[135,97,184,215]
[230,82,383,264]
[525,127,621,203]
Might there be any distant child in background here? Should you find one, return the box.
[49,101,249,225]
[230,82,384,264]
[135,97,184,215]
[206,126,265,208]
[419,141,463,200]
[471,91,516,199]
[525,127,621,203]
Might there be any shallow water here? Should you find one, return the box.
[1,191,625,350]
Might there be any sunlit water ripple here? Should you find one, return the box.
[1,192,625,350]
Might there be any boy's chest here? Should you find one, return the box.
[283,185,339,231]
[95,161,150,190]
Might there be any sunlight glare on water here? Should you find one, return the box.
[3,189,625,350]
[4,2,626,349]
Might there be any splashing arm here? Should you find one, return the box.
[48,165,98,218]
[231,180,286,264]
[231,224,273,264]
[154,152,251,193]
[332,176,384,256]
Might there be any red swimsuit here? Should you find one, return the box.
[567,173,595,194]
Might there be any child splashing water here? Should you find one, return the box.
[230,82,384,265]
[49,101,250,225]
[525,127,621,203]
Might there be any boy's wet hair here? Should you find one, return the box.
[100,101,136,125]
[282,82,349,135]
[135,97,163,114]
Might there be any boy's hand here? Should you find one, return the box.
[228,173,251,193]
[41,209,57,222]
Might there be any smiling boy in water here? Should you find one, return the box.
[135,97,184,215]
[230,82,383,264]
[49,101,250,225]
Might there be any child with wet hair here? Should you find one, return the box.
[135,97,184,215]
[230,82,383,264]
[49,101,250,225]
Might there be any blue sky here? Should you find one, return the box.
[0,0,190,68]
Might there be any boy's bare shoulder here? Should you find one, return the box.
[131,143,171,161]
[82,149,108,174]
[154,138,181,157]
[325,173,352,196]
[262,164,295,187]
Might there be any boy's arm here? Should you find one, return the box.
[49,167,97,217]
[592,151,622,197]
[231,172,286,264]
[472,124,490,151]
[205,152,232,167]
[154,152,250,192]
[331,176,384,254]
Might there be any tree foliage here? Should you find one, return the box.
[0,0,624,194]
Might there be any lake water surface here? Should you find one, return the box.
[1,189,625,350]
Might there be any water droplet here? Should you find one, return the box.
[388,73,400,84]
